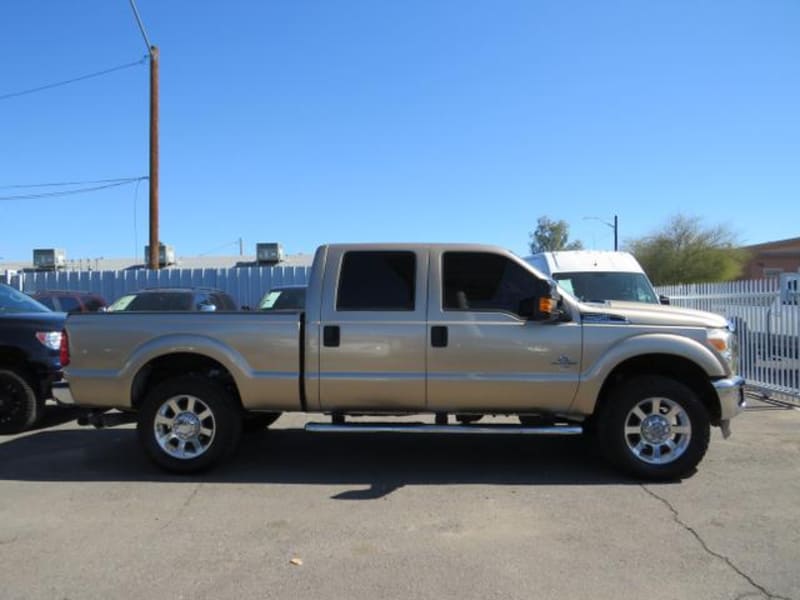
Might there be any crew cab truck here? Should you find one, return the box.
[58,244,746,480]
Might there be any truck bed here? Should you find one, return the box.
[66,311,303,410]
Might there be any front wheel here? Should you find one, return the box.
[597,375,710,480]
[137,375,242,473]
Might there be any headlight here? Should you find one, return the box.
[707,328,737,374]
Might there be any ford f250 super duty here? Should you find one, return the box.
[57,244,746,479]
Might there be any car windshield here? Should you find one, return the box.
[259,287,306,310]
[552,271,659,304]
[0,285,51,313]
[108,292,194,311]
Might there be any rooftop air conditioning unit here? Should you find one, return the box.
[144,244,176,267]
[256,243,284,265]
[33,248,66,271]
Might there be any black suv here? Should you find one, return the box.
[106,287,239,312]
[0,283,65,434]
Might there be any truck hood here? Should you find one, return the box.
[579,300,728,329]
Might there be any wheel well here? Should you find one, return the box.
[594,354,721,425]
[131,353,242,410]
[0,347,37,391]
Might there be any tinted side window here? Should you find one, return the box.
[128,293,193,311]
[212,293,237,311]
[337,252,416,311]
[443,252,540,316]
[84,297,105,312]
[37,296,56,310]
[58,295,82,313]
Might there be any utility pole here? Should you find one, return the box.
[129,0,160,270]
[584,214,619,251]
[148,46,159,270]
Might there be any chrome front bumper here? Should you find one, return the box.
[52,380,74,405]
[713,376,746,438]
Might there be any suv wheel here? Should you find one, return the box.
[0,369,43,434]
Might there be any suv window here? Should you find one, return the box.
[128,292,193,311]
[337,251,416,311]
[443,252,541,316]
[37,296,57,310]
[211,292,237,311]
[84,297,105,312]
[58,295,82,313]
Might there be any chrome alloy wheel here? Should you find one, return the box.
[624,396,691,465]
[154,395,216,460]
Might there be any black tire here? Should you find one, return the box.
[242,411,281,433]
[597,375,710,481]
[0,369,43,435]
[137,375,242,473]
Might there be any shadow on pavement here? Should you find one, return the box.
[0,426,645,494]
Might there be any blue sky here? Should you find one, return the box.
[1,1,798,262]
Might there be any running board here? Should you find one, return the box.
[305,422,583,435]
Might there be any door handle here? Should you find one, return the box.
[431,325,448,348]
[323,325,340,347]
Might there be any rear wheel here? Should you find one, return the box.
[137,375,242,473]
[0,369,43,434]
[597,375,710,480]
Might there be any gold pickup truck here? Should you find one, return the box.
[56,243,745,479]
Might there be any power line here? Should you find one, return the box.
[0,177,146,190]
[129,0,154,52]
[0,55,148,102]
[0,177,147,201]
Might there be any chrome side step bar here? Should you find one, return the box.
[305,422,583,435]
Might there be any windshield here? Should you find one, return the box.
[108,292,194,311]
[0,284,51,313]
[259,287,306,310]
[552,271,659,304]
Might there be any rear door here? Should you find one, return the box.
[317,247,428,411]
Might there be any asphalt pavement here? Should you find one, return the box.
[1,399,798,600]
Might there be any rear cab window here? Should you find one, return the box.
[337,251,416,311]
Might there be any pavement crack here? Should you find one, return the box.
[641,485,792,600]
[159,483,202,530]
[182,482,202,509]
[0,536,18,545]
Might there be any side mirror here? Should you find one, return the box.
[659,295,670,305]
[519,280,562,321]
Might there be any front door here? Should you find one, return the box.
[426,249,582,413]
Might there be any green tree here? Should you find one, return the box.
[528,216,584,253]
[627,214,748,285]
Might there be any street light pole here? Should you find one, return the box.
[129,0,160,270]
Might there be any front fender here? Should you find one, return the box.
[570,332,725,416]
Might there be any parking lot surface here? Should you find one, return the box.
[1,399,798,600]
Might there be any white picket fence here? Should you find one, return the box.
[656,279,800,402]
